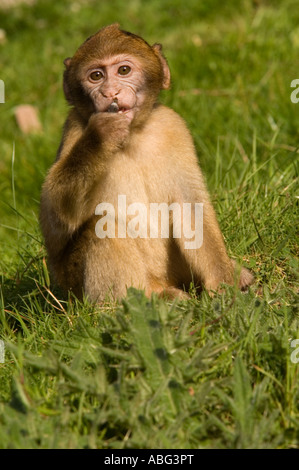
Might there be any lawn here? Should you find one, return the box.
[0,0,298,449]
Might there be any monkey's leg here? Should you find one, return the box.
[158,287,190,300]
[83,237,149,302]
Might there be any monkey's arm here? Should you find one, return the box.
[174,168,253,290]
[40,110,129,257]
[156,106,253,290]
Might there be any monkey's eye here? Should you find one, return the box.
[118,65,131,76]
[89,70,103,81]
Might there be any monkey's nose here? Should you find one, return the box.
[101,88,120,99]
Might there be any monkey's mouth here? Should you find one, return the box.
[117,107,130,114]
[103,100,136,122]
[106,102,130,114]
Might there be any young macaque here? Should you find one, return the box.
[40,23,254,302]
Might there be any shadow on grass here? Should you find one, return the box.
[0,257,67,333]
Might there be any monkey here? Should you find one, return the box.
[40,23,254,303]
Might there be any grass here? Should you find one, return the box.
[0,0,298,449]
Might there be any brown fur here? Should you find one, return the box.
[40,24,254,302]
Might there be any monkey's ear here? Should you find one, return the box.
[152,43,171,90]
[63,58,73,104]
[63,57,72,68]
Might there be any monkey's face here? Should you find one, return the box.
[78,54,146,123]
[63,24,171,125]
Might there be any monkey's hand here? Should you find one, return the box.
[88,112,130,153]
